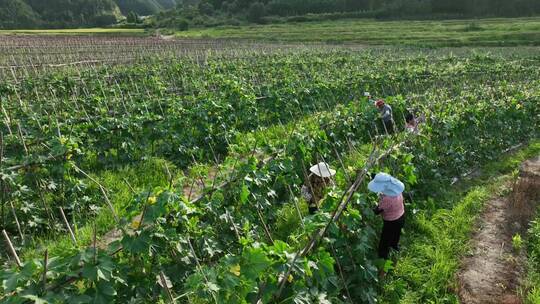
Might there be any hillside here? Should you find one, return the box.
[0,0,174,29]
[0,0,40,29]
[153,0,540,29]
[115,0,176,15]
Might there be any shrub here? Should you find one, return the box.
[91,14,117,27]
[175,18,189,31]
[127,11,140,24]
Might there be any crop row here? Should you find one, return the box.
[0,47,539,302]
[1,50,539,248]
[1,71,538,303]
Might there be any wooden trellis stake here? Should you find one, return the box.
[9,201,24,241]
[159,271,176,303]
[2,229,21,267]
[42,249,48,289]
[59,207,77,245]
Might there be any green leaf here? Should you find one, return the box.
[239,184,250,204]
[21,295,49,304]
[106,240,122,255]
[67,295,92,304]
[242,248,271,280]
[90,293,108,304]
[270,240,289,254]
[96,268,109,282]
[383,259,394,272]
[144,204,167,223]
[97,281,116,297]
[81,265,97,281]
[121,232,150,254]
[206,281,220,292]
[20,260,39,278]
[3,274,19,292]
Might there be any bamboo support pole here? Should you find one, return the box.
[256,206,274,245]
[330,244,353,304]
[71,163,118,222]
[42,249,48,289]
[287,185,304,228]
[59,207,77,245]
[159,271,176,303]
[0,132,3,168]
[136,191,152,231]
[187,238,218,304]
[9,201,24,241]
[2,229,21,267]
[16,122,28,156]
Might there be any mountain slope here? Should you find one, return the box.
[0,0,41,28]
[154,0,176,8]
[115,0,176,15]
[26,0,121,27]
[0,0,173,29]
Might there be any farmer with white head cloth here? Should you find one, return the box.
[368,172,405,274]
[364,92,375,105]
[301,162,336,214]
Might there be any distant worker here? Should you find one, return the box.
[405,112,425,134]
[301,162,336,214]
[368,172,405,276]
[376,99,394,134]
[405,113,419,134]
[364,92,375,105]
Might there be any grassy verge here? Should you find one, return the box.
[173,17,540,47]
[523,211,540,303]
[380,140,540,303]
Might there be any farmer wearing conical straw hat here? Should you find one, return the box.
[368,172,405,276]
[301,162,336,215]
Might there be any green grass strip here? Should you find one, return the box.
[523,207,540,303]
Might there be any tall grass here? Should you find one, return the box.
[524,216,540,303]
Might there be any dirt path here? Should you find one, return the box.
[458,157,540,304]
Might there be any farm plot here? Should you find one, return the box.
[0,36,310,80]
[0,38,539,303]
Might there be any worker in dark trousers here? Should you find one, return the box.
[368,172,405,278]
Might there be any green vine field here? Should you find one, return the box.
[0,39,539,303]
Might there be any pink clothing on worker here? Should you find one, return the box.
[378,194,405,221]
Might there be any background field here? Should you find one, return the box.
[3,17,538,47]
[173,17,540,46]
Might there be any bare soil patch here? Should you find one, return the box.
[457,157,540,304]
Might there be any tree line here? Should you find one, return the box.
[1,0,539,30]
[0,0,118,29]
[153,0,540,29]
